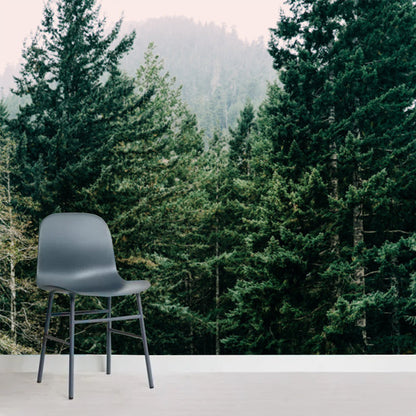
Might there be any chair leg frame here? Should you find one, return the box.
[37,291,54,383]
[137,293,154,389]
[69,293,75,399]
[37,291,153,399]
[106,297,112,375]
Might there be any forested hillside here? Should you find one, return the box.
[0,16,276,136]
[1,0,416,356]
[122,17,276,135]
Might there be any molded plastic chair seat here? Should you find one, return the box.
[36,212,154,399]
[36,212,151,296]
[37,271,151,296]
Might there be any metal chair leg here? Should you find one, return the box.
[106,297,112,375]
[136,294,154,388]
[69,293,75,400]
[37,292,54,383]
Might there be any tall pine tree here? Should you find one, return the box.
[0,102,38,353]
[271,0,416,353]
[11,0,137,218]
[227,0,416,353]
[86,44,208,354]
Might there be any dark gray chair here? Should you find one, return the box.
[36,212,153,399]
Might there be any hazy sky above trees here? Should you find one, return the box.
[0,0,287,72]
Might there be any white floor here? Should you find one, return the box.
[1,355,416,416]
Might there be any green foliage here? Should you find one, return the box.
[2,16,275,138]
[3,0,416,356]
[122,17,276,136]
[229,102,255,175]
[84,43,210,354]
[11,0,137,218]
[226,0,416,354]
[0,101,39,354]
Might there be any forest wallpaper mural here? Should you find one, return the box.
[1,0,416,356]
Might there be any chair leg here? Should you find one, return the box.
[69,293,75,400]
[106,297,112,375]
[136,293,154,388]
[37,291,54,383]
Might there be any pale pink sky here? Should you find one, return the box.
[0,0,287,72]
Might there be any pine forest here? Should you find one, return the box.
[1,0,416,355]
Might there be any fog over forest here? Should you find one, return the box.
[0,16,276,136]
[2,0,416,357]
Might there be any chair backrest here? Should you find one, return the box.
[36,213,117,290]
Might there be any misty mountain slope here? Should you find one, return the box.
[122,17,276,134]
[1,16,276,134]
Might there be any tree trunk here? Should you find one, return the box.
[215,239,220,355]
[353,157,367,346]
[391,272,400,354]
[352,91,367,347]
[329,71,340,299]
[186,271,194,354]
[215,177,220,355]
[6,154,17,343]
[329,95,340,254]
[9,253,16,344]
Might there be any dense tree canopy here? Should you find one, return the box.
[2,0,416,355]
[229,0,416,353]
[11,0,137,218]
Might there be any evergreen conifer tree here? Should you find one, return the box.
[227,0,416,353]
[86,44,208,354]
[11,0,137,218]
[271,0,416,353]
[229,102,255,176]
[0,102,38,353]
